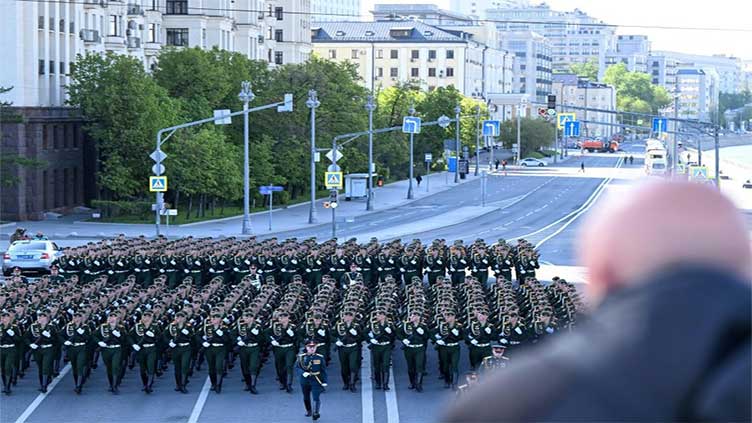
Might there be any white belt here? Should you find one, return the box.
[341,343,358,348]
[142,343,156,348]
[275,343,293,348]
[210,343,224,347]
[473,343,490,347]
[0,344,15,348]
[442,342,459,347]
[73,342,87,347]
[177,342,191,347]
[406,344,424,348]
[372,341,391,346]
[241,343,259,347]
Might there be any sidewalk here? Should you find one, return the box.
[685,145,752,211]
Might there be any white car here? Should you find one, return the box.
[2,240,64,276]
[519,158,546,167]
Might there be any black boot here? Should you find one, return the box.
[451,371,459,391]
[285,373,293,393]
[180,375,188,394]
[147,374,155,393]
[349,371,358,393]
[141,373,149,392]
[216,375,223,394]
[408,372,415,390]
[374,371,382,390]
[107,373,114,392]
[304,399,312,417]
[243,373,251,391]
[249,374,258,395]
[342,372,350,390]
[313,400,321,420]
[209,372,217,392]
[38,373,45,392]
[175,373,182,391]
[416,373,424,392]
[382,371,391,391]
[1,375,8,394]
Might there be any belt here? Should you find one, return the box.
[309,372,321,375]
[373,341,391,346]
[275,343,293,348]
[406,344,424,348]
[210,343,224,347]
[114,270,129,273]
[473,343,490,347]
[341,343,358,348]
[442,342,459,347]
[178,342,191,347]
[41,344,54,349]
[0,344,16,348]
[165,269,177,272]
[509,341,521,345]
[241,343,259,347]
[103,344,120,349]
[73,342,87,347]
[142,343,155,348]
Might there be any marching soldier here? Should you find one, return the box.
[340,263,362,289]
[130,310,160,393]
[435,310,463,390]
[165,311,193,393]
[279,247,300,285]
[62,312,91,394]
[368,309,395,391]
[302,313,331,364]
[303,249,324,290]
[95,312,128,394]
[398,310,430,392]
[466,311,495,371]
[333,310,362,392]
[328,247,349,283]
[27,311,58,393]
[1,311,22,394]
[480,343,509,375]
[400,248,422,284]
[424,247,446,285]
[499,312,528,350]
[233,311,264,394]
[353,247,375,287]
[471,246,491,286]
[199,312,230,393]
[297,339,328,421]
[492,245,514,283]
[376,246,397,282]
[267,311,298,393]
[449,247,468,286]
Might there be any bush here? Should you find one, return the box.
[91,200,153,218]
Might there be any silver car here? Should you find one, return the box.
[2,240,64,276]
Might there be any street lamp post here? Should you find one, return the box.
[307,90,320,224]
[454,104,461,183]
[407,103,416,199]
[238,81,256,235]
[365,95,376,210]
[516,101,523,163]
[474,104,481,176]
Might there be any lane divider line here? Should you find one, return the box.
[361,348,374,423]
[187,376,211,423]
[14,364,71,423]
[385,367,400,423]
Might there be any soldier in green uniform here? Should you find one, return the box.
[303,249,324,290]
[434,310,464,389]
[48,265,65,284]
[480,343,509,375]
[328,247,349,283]
[367,309,395,391]
[279,247,300,285]
[62,312,91,394]
[165,311,193,393]
[398,310,430,392]
[199,312,230,393]
[333,310,362,392]
[466,311,495,370]
[424,247,446,285]
[449,247,468,286]
[27,311,58,393]
[267,311,298,393]
[353,247,375,288]
[95,312,128,394]
[377,246,397,282]
[130,310,160,393]
[233,310,264,394]
[471,245,491,286]
[1,311,22,394]
[339,263,362,289]
[302,313,331,365]
[297,339,328,420]
[400,248,422,284]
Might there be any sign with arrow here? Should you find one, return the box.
[402,116,422,134]
[652,117,668,134]
[564,120,581,137]
[557,113,576,130]
[482,120,500,137]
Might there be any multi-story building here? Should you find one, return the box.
[676,67,719,121]
[647,54,678,91]
[448,0,528,20]
[499,31,552,103]
[265,0,312,65]
[653,51,744,94]
[605,35,650,74]
[311,0,360,22]
[311,20,513,98]
[552,73,616,138]
[488,4,616,80]
[372,3,473,26]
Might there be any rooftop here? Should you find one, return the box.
[311,21,467,43]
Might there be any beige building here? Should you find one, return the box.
[552,73,616,138]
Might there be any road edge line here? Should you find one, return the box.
[14,364,71,423]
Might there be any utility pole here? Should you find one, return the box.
[306,89,320,224]
[474,104,481,176]
[672,92,679,176]
[365,95,376,211]
[239,81,255,235]
[516,100,523,163]
[714,123,720,187]
[454,104,461,183]
[407,103,416,199]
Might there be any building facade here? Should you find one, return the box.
[676,67,719,121]
[647,54,678,91]
[312,0,360,22]
[499,31,552,103]
[448,0,528,20]
[552,73,616,139]
[372,3,473,26]
[605,34,650,74]
[653,51,744,94]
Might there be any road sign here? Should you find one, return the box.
[424,153,433,162]
[547,108,557,116]
[689,165,708,180]
[402,116,422,134]
[327,164,341,172]
[259,185,284,195]
[149,176,167,192]
[325,171,343,189]
[314,152,321,163]
[458,159,469,175]
[437,115,451,128]
[676,163,686,174]
[160,209,178,216]
[325,149,343,162]
[151,163,165,176]
[637,119,644,125]
[564,121,581,137]
[557,113,576,129]
[150,149,167,163]
[537,107,548,117]
[652,117,668,134]
[482,120,501,137]
[213,109,231,125]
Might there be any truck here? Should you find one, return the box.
[644,138,668,176]
[581,139,619,153]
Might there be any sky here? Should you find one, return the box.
[361,0,752,60]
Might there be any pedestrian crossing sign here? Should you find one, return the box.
[689,166,708,180]
[324,171,343,189]
[557,113,576,129]
[149,176,168,192]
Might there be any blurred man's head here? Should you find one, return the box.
[579,181,751,304]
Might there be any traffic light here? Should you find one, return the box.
[547,94,556,110]
[328,190,339,209]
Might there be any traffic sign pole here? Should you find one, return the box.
[307,90,320,224]
[155,133,163,236]
[475,105,481,176]
[268,189,273,231]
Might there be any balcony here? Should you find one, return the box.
[127,4,144,15]
[83,0,107,8]
[127,36,141,49]
[79,29,101,43]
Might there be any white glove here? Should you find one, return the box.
[545,327,554,334]
[146,331,155,337]
[271,340,280,347]
[377,267,383,271]
[322,383,328,388]
[436,340,446,346]
[108,270,114,275]
[112,330,121,338]
[238,340,246,347]
[530,260,537,266]
[384,327,392,334]
[266,261,273,266]
[451,328,459,336]
[505,260,511,265]
[169,341,177,348]
[286,328,294,337]
[280,268,287,272]
[222,318,230,324]
[291,259,297,265]
[368,331,374,338]
[194,260,200,266]
[399,268,405,273]
[500,338,509,345]
[244,260,250,265]
[202,342,210,348]
[370,339,378,344]
[184,269,189,273]
[402,339,410,346]
[416,328,424,335]
[317,329,326,337]
[134,268,141,272]
[219,260,225,265]
[335,340,344,347]
[233,267,239,272]
[349,329,357,336]
[303,372,310,378]
[251,328,259,335]
[30,343,39,350]
[471,339,478,346]
[117,261,123,266]
[515,327,523,335]
[42,330,51,338]
[485,327,492,334]
[425,267,432,272]
[64,340,72,346]
[132,344,141,351]
[305,269,311,273]
[159,269,165,273]
[209,268,215,273]
[181,328,190,335]
[520,270,526,274]
[98,341,107,348]
[145,260,151,265]
[215,329,224,337]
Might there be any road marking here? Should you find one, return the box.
[15,364,71,423]
[361,348,374,423]
[385,367,400,423]
[187,376,211,423]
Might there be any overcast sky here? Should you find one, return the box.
[362,0,752,60]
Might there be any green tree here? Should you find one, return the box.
[67,53,179,198]
[604,63,672,115]
[499,118,555,158]
[569,59,599,81]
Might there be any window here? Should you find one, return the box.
[166,0,188,14]
[38,16,44,29]
[376,67,383,77]
[428,68,436,77]
[328,49,336,59]
[428,49,436,60]
[166,28,188,46]
[49,60,55,74]
[59,19,65,33]
[411,50,419,59]
[376,49,383,59]
[411,68,419,77]
[60,62,66,75]
[390,49,398,59]
[274,51,283,65]
[49,18,54,30]
[108,15,120,36]
[275,7,283,20]
[38,59,45,75]
[446,67,454,77]
[446,49,454,59]
[351,49,358,59]
[274,29,283,42]
[70,21,75,33]
[390,67,398,77]
[148,23,157,42]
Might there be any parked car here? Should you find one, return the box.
[2,240,64,276]
[519,157,546,167]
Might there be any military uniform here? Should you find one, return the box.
[0,316,22,394]
[333,314,362,392]
[267,317,298,392]
[62,316,91,393]
[232,314,264,394]
[398,317,430,392]
[434,317,463,389]
[199,316,230,393]
[368,312,395,391]
[129,314,160,393]
[165,314,193,393]
[27,316,58,392]
[297,340,328,420]
[95,321,128,393]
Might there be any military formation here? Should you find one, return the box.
[0,235,583,418]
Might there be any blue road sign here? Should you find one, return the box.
[259,185,284,195]
[564,120,581,137]
[482,120,501,137]
[689,166,708,180]
[652,117,668,134]
[402,116,422,134]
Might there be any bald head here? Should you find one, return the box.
[579,181,751,304]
